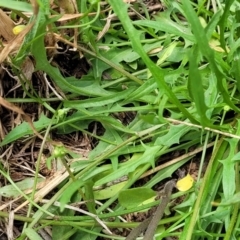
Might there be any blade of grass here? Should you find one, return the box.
[134,17,195,42]
[181,0,240,113]
[18,124,163,240]
[108,0,196,123]
[188,46,212,126]
[0,167,54,218]
[180,138,226,240]
[0,0,32,12]
[218,0,235,50]
[24,228,43,240]
[224,164,240,240]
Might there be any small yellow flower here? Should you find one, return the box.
[12,25,26,35]
[176,174,194,192]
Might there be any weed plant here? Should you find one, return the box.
[0,0,240,239]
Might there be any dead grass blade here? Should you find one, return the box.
[0,22,35,64]
[0,0,39,63]
[13,169,69,213]
[0,96,44,140]
[0,9,15,41]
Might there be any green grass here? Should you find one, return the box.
[1,0,240,239]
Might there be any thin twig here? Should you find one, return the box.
[126,180,175,240]
[165,117,240,139]
[143,180,175,240]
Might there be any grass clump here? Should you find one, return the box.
[0,0,240,239]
